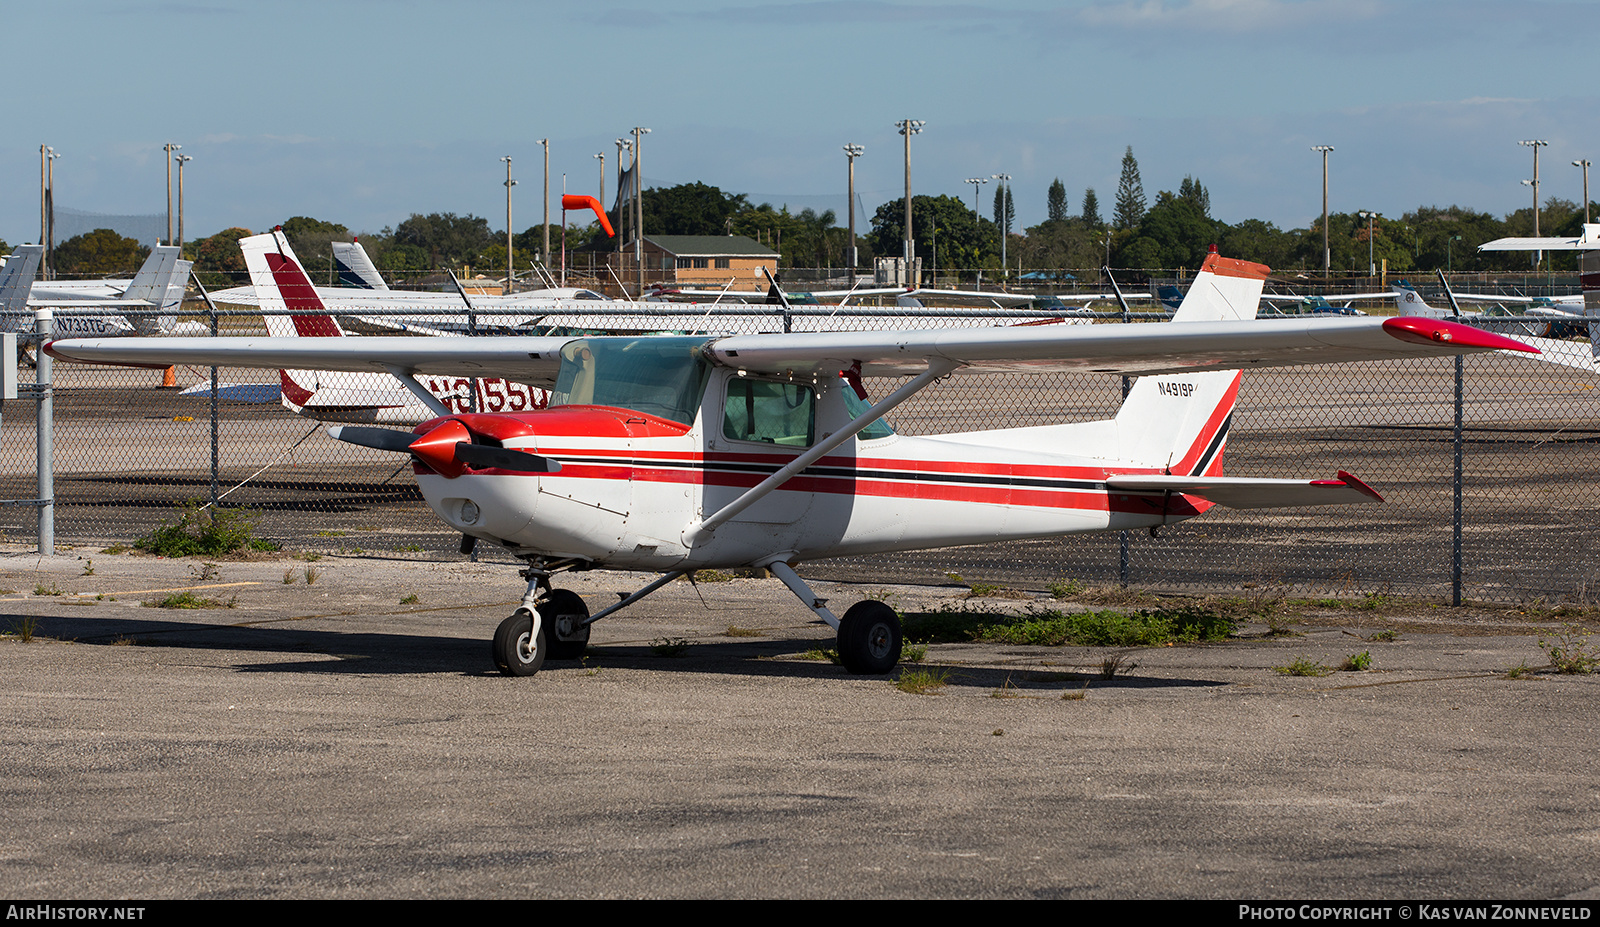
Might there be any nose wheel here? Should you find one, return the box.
[492,589,592,677]
[492,609,545,677]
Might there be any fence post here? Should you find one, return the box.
[1453,354,1464,606]
[34,308,53,555]
[210,299,219,507]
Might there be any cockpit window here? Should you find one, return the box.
[723,379,815,447]
[548,336,712,425]
[841,380,896,439]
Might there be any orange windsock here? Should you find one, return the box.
[562,194,615,238]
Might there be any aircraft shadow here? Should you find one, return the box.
[10,611,1231,689]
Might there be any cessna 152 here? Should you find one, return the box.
[48,245,1538,678]
[2,244,195,338]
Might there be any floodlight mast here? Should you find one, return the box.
[1311,145,1333,278]
[896,119,924,282]
[843,144,864,270]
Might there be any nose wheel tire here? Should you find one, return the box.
[837,600,903,675]
[493,608,546,677]
[542,589,591,661]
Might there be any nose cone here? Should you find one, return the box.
[409,419,471,478]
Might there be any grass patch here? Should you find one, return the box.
[724,625,760,637]
[33,583,64,597]
[901,604,1236,648]
[8,615,39,642]
[1275,657,1331,677]
[143,590,237,609]
[1340,650,1373,671]
[902,641,928,664]
[797,647,839,664]
[137,502,279,557]
[895,667,950,694]
[399,593,419,605]
[1539,624,1599,674]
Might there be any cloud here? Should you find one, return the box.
[1077,0,1378,33]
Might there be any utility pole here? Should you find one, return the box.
[843,144,863,270]
[896,119,924,283]
[992,172,1011,286]
[1311,145,1333,278]
[175,153,192,248]
[1574,159,1591,225]
[163,142,181,244]
[501,156,516,295]
[595,151,606,209]
[538,139,550,269]
[1522,139,1548,269]
[632,127,650,295]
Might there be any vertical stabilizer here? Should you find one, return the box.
[332,239,389,291]
[1114,252,1268,473]
[122,246,190,334]
[1582,250,1600,359]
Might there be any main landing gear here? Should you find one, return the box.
[489,558,907,677]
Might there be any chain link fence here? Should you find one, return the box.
[4,296,1596,604]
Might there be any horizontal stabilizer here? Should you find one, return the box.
[1105,470,1383,509]
[178,382,283,403]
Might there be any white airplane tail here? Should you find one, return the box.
[1111,252,1267,475]
[0,246,44,322]
[331,239,389,291]
[124,245,193,334]
[1391,281,1444,318]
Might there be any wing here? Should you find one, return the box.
[1106,471,1382,509]
[705,316,1539,378]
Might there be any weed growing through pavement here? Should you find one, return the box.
[1539,624,1599,674]
[137,501,279,557]
[650,637,691,657]
[33,583,63,597]
[400,594,419,605]
[894,667,950,694]
[1100,653,1136,679]
[1340,651,1373,671]
[1275,657,1332,677]
[143,591,237,609]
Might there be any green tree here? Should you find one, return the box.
[281,216,351,284]
[1047,178,1068,222]
[52,229,148,277]
[391,213,494,270]
[1114,147,1146,230]
[1115,193,1218,270]
[186,227,253,289]
[1080,188,1102,228]
[869,194,998,272]
[1178,176,1210,219]
[641,181,750,236]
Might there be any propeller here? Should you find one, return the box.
[329,424,560,476]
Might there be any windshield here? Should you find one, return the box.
[549,336,712,425]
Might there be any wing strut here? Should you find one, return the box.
[682,357,960,546]
[381,364,452,418]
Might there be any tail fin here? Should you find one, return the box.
[1391,281,1443,318]
[1113,252,1267,474]
[123,246,192,334]
[241,231,345,338]
[239,230,347,414]
[331,239,389,291]
[0,246,44,325]
[1582,251,1600,358]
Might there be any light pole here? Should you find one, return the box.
[501,156,516,295]
[1522,139,1548,268]
[595,151,606,209]
[43,147,60,279]
[1574,159,1591,224]
[615,138,632,255]
[536,139,549,269]
[632,127,651,294]
[1448,235,1462,273]
[1357,210,1377,277]
[843,144,863,271]
[964,177,988,218]
[896,119,924,281]
[163,142,181,245]
[174,153,192,248]
[1311,145,1333,278]
[992,172,1011,285]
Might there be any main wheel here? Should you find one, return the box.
[542,589,591,660]
[492,608,546,677]
[837,600,902,675]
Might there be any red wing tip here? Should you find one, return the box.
[1382,317,1542,354]
[1335,470,1384,502]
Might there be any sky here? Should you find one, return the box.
[6,0,1600,249]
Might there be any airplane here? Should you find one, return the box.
[2,244,196,339]
[209,230,552,423]
[1161,283,1391,317]
[47,246,1540,679]
[1389,281,1587,341]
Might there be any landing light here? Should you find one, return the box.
[461,500,481,525]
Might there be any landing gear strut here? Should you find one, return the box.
[491,561,594,677]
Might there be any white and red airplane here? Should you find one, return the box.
[49,246,1539,678]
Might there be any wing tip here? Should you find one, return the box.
[1381,317,1543,354]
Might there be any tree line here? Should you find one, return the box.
[22,145,1598,282]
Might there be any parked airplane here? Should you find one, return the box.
[48,248,1539,678]
[1,244,196,338]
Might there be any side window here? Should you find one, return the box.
[723,379,815,447]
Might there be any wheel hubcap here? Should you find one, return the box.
[516,631,537,664]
